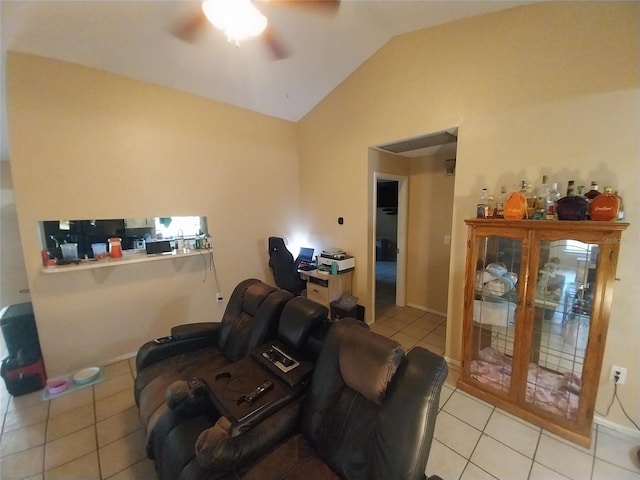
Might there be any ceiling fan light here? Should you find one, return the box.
[202,0,267,41]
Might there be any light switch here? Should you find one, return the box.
[444,235,451,245]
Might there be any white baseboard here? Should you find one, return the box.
[444,356,460,369]
[405,303,447,318]
[594,415,640,440]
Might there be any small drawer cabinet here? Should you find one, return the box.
[303,270,353,309]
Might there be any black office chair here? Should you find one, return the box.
[268,237,306,296]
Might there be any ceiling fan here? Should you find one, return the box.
[171,0,340,60]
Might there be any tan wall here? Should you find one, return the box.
[6,53,300,376]
[407,155,455,315]
[298,2,639,429]
[1,161,31,306]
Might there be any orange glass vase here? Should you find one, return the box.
[589,187,620,221]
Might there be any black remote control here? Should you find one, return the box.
[243,380,273,404]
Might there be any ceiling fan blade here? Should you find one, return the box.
[171,7,209,43]
[262,24,291,60]
[265,0,340,14]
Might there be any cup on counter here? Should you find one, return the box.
[60,243,78,260]
[108,238,123,258]
[91,243,108,259]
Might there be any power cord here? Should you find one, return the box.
[595,381,640,430]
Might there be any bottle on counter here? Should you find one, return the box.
[477,188,489,218]
[546,182,561,219]
[589,187,620,221]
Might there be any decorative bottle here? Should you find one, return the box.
[589,187,620,221]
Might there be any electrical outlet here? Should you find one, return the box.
[610,365,627,385]
[216,292,223,302]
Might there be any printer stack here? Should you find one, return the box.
[319,249,355,273]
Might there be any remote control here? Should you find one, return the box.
[243,380,273,404]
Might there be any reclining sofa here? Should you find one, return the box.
[134,278,448,480]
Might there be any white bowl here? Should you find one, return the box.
[73,366,100,385]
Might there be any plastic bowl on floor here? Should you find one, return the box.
[73,366,100,385]
[47,378,70,395]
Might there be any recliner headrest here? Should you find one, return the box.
[242,281,278,317]
[338,327,405,406]
[278,297,328,350]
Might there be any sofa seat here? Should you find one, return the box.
[134,279,294,464]
[137,346,229,429]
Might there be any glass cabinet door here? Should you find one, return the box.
[468,234,522,395]
[525,238,597,421]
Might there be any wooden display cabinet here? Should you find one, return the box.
[457,219,628,447]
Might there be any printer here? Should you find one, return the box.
[319,249,355,273]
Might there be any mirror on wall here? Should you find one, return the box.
[39,216,208,260]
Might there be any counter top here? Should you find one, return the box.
[41,249,209,274]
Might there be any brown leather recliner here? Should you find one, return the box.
[134,279,293,457]
[177,319,448,480]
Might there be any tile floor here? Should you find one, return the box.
[372,305,640,480]
[375,260,397,315]
[1,306,639,479]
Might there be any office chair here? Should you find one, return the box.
[268,237,306,296]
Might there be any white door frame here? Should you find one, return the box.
[372,172,408,318]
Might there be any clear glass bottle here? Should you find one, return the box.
[487,194,496,218]
[615,190,624,220]
[534,175,549,219]
[477,188,489,218]
[546,182,561,219]
[496,186,507,219]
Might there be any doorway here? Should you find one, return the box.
[374,175,408,317]
[369,128,457,327]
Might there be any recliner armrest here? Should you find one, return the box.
[136,323,222,372]
[195,400,301,472]
[171,322,221,341]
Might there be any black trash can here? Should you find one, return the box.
[0,302,42,357]
[330,302,365,322]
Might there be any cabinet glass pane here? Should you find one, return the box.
[469,235,521,394]
[525,239,597,421]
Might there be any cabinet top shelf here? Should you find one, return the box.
[465,219,629,232]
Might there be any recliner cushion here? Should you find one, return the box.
[339,328,404,405]
[217,281,288,362]
[278,297,328,350]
